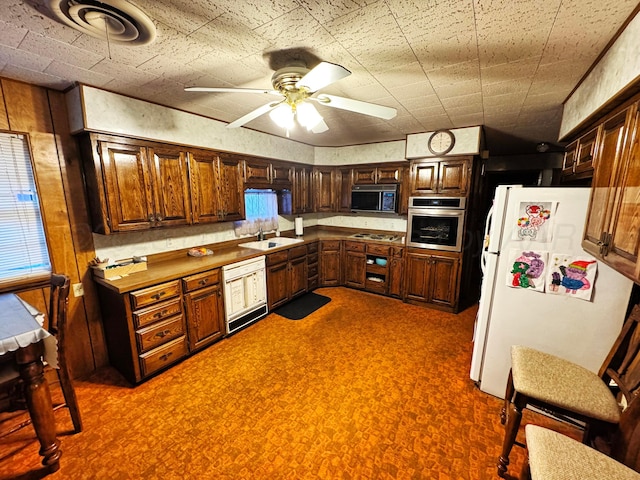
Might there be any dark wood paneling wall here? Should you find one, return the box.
[0,78,107,378]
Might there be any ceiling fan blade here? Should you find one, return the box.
[311,119,329,134]
[313,94,397,120]
[296,62,351,92]
[185,86,281,96]
[227,101,284,128]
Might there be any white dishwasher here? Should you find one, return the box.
[222,255,268,335]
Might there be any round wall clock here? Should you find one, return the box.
[428,129,456,155]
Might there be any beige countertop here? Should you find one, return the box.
[93,228,405,294]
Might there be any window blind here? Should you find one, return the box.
[0,133,51,288]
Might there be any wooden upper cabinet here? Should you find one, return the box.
[562,140,578,178]
[188,150,222,224]
[410,158,470,196]
[313,167,336,212]
[293,165,313,214]
[217,154,245,221]
[99,140,156,232]
[271,162,293,186]
[352,167,376,185]
[148,146,191,227]
[338,167,352,212]
[244,159,271,185]
[376,165,402,183]
[574,127,598,175]
[583,104,640,282]
[353,165,402,185]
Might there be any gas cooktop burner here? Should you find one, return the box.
[350,233,400,242]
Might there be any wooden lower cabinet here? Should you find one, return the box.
[182,269,225,352]
[307,241,319,290]
[388,247,404,298]
[320,240,342,286]
[266,245,308,310]
[344,241,366,288]
[404,249,460,312]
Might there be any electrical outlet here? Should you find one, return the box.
[72,283,84,297]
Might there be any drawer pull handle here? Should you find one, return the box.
[159,352,173,362]
[153,309,169,319]
[155,329,172,339]
[151,291,166,300]
[198,279,209,286]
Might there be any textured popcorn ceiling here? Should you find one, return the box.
[2,0,638,154]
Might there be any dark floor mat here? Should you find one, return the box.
[274,292,331,320]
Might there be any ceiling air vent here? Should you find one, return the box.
[48,0,156,46]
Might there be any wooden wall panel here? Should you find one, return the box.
[0,85,9,130]
[1,78,103,379]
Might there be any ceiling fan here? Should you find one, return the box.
[185,61,397,134]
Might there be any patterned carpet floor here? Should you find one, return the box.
[0,287,578,479]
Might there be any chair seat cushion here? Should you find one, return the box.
[526,424,640,479]
[511,345,620,423]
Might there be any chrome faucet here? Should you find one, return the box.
[257,227,265,241]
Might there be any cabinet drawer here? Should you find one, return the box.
[367,244,391,256]
[130,280,181,309]
[321,240,341,251]
[289,244,307,259]
[267,250,289,266]
[308,276,319,290]
[365,279,387,293]
[140,336,187,377]
[344,241,365,252]
[182,269,220,292]
[136,315,185,353]
[133,297,183,329]
[308,263,318,278]
[307,253,318,265]
[307,242,318,254]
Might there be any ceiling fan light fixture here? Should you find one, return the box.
[296,103,324,131]
[269,104,295,130]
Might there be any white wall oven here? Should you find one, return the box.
[407,197,466,251]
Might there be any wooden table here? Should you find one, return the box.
[0,293,61,472]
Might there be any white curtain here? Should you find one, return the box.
[235,189,279,236]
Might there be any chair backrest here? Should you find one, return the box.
[611,381,640,470]
[48,274,70,363]
[600,304,640,405]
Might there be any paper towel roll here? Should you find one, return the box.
[295,217,304,236]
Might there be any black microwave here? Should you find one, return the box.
[351,185,398,213]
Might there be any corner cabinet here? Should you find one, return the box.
[582,103,640,282]
[404,249,460,312]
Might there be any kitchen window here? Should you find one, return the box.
[0,133,51,291]
[235,189,279,236]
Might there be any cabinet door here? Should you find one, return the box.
[338,167,352,212]
[272,163,293,186]
[343,251,366,288]
[411,161,439,194]
[575,127,598,175]
[428,255,459,308]
[314,167,336,212]
[184,284,224,352]
[376,165,401,183]
[293,166,313,214]
[320,241,342,286]
[438,159,469,195]
[267,261,289,310]
[562,140,578,178]
[218,154,245,221]
[352,167,376,185]
[388,256,403,298]
[404,253,430,301]
[146,146,191,227]
[245,159,271,185]
[289,256,308,299]
[583,110,630,255]
[99,141,155,232]
[606,107,640,278]
[188,150,222,224]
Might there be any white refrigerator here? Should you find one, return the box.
[470,185,634,398]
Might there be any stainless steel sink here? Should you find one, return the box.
[239,237,303,251]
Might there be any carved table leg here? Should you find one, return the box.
[15,341,61,472]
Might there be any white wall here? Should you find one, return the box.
[559,10,640,139]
